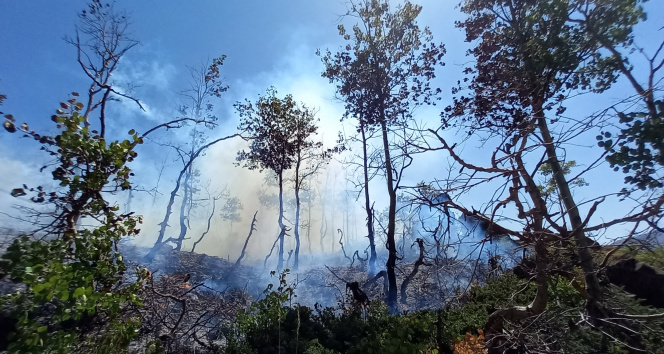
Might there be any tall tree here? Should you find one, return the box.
[320,0,445,312]
[290,110,325,270]
[235,88,307,271]
[220,195,244,235]
[172,57,229,251]
[419,0,663,348]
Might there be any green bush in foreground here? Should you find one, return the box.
[1,98,147,353]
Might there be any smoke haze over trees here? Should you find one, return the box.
[1,0,663,352]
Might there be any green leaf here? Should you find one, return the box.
[73,287,85,298]
[37,326,47,333]
[32,284,45,294]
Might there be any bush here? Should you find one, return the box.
[0,98,147,353]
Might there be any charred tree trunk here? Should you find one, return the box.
[146,166,187,262]
[235,211,258,267]
[264,233,280,269]
[400,238,428,305]
[145,134,239,262]
[364,270,389,296]
[380,118,399,313]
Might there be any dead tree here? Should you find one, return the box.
[191,190,224,253]
[146,133,241,262]
[363,270,389,296]
[263,233,282,269]
[235,211,258,267]
[400,238,429,305]
[65,0,143,138]
[338,229,353,264]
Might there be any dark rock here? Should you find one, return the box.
[606,258,664,308]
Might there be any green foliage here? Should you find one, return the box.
[602,286,664,353]
[450,0,647,132]
[228,271,440,354]
[598,100,664,190]
[538,160,588,197]
[438,271,664,353]
[0,97,146,353]
[441,273,536,343]
[320,0,445,128]
[233,270,296,353]
[235,87,316,175]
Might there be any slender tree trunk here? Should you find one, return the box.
[534,102,602,301]
[146,166,187,261]
[320,200,327,253]
[294,157,302,270]
[331,174,337,252]
[277,172,286,271]
[485,240,549,335]
[175,164,192,251]
[191,194,217,253]
[307,192,312,254]
[145,134,239,261]
[380,118,398,313]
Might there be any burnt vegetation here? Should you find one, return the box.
[1,0,664,353]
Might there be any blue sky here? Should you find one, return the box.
[1,1,662,258]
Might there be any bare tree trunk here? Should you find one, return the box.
[235,211,258,267]
[145,134,239,261]
[191,193,218,253]
[306,192,312,254]
[294,157,302,270]
[277,172,286,271]
[380,119,398,313]
[174,164,193,251]
[146,166,187,262]
[264,233,280,269]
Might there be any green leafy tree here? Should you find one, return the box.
[235,88,316,271]
[320,0,445,312]
[1,97,147,353]
[291,108,325,270]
